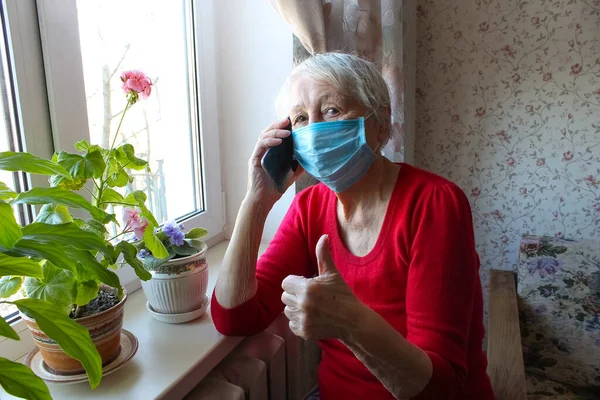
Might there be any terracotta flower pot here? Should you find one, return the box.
[141,242,208,315]
[21,286,127,375]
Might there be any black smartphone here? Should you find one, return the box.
[261,118,298,193]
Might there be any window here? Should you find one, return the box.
[0,0,54,319]
[36,0,224,281]
[0,0,223,315]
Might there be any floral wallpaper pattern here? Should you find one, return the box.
[415,0,600,310]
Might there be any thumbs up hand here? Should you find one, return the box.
[281,235,364,341]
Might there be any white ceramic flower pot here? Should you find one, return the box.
[141,243,208,315]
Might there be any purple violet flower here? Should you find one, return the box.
[163,220,185,246]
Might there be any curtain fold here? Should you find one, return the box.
[270,0,408,162]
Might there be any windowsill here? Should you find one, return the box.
[0,240,265,400]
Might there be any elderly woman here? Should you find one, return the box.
[212,53,494,400]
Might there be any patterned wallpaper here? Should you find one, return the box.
[415,0,600,297]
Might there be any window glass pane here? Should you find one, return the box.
[75,0,203,234]
[0,18,23,319]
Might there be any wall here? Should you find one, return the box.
[214,0,295,241]
[415,0,600,300]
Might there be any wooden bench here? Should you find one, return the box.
[486,270,527,400]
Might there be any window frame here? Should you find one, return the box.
[36,0,225,285]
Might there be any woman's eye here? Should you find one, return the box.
[293,115,307,125]
[325,107,340,116]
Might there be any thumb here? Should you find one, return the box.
[316,234,338,276]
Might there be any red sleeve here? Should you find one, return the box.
[406,184,478,399]
[211,193,313,336]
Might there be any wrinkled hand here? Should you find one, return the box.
[281,235,362,340]
[247,119,304,206]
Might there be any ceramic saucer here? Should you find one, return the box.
[24,329,138,385]
[146,294,210,324]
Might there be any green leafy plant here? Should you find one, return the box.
[0,70,166,399]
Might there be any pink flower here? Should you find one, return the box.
[531,17,540,25]
[122,207,148,239]
[451,114,460,122]
[491,210,504,221]
[570,64,582,75]
[593,203,600,212]
[576,23,581,30]
[563,151,574,161]
[512,73,520,83]
[454,31,462,40]
[502,235,509,243]
[495,130,510,143]
[506,157,515,166]
[536,158,545,166]
[555,232,563,238]
[561,128,567,136]
[501,45,515,58]
[121,70,153,100]
[475,107,486,117]
[568,113,573,119]
[583,175,598,186]
[553,211,559,218]
[543,72,552,82]
[520,187,527,195]
[593,88,600,96]
[526,105,534,113]
[472,187,481,197]
[479,22,489,32]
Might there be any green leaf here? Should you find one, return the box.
[185,227,208,239]
[0,317,19,340]
[115,144,147,171]
[13,298,102,389]
[34,204,73,224]
[0,201,22,250]
[115,241,151,281]
[12,187,112,223]
[124,191,158,227]
[74,140,91,151]
[74,280,100,306]
[0,356,52,400]
[0,253,43,278]
[0,276,22,298]
[74,218,108,237]
[9,239,77,272]
[100,188,125,205]
[22,222,113,259]
[142,253,176,270]
[0,151,71,178]
[0,182,17,201]
[57,150,106,180]
[49,173,86,191]
[63,247,121,295]
[173,240,199,256]
[107,169,131,187]
[143,222,169,259]
[23,261,75,314]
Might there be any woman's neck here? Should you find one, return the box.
[336,157,400,220]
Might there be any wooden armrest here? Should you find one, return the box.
[487,270,527,400]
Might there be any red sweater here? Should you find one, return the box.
[211,164,494,400]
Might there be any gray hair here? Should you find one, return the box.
[275,53,391,123]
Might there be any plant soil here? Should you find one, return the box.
[70,289,120,319]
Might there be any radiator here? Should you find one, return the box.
[185,314,321,400]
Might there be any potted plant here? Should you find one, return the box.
[131,219,209,320]
[0,70,168,399]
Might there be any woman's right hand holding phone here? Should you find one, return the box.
[246,119,303,207]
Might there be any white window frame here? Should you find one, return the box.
[35,0,225,286]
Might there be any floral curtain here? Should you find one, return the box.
[269,0,407,162]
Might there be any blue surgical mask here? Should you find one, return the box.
[292,117,377,192]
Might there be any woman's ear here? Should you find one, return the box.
[376,106,392,144]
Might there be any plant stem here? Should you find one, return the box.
[83,185,97,199]
[110,100,132,152]
[99,201,137,207]
[108,228,133,242]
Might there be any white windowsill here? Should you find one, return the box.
[0,240,266,400]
